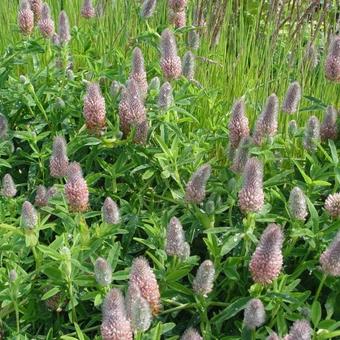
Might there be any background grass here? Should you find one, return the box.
[0,0,339,339]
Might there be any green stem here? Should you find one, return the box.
[314,273,326,304]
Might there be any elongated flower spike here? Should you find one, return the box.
[169,0,187,11]
[288,120,298,136]
[282,81,301,114]
[0,114,8,139]
[324,193,340,219]
[64,162,89,212]
[35,185,48,207]
[58,11,71,45]
[21,201,38,229]
[158,82,173,110]
[102,197,120,224]
[283,319,312,340]
[119,79,148,144]
[94,257,112,286]
[238,157,264,213]
[129,47,148,99]
[101,288,133,340]
[169,9,186,28]
[126,282,152,332]
[160,28,182,80]
[185,163,211,204]
[166,217,190,259]
[253,94,279,145]
[228,98,250,149]
[81,0,96,19]
[230,136,252,174]
[182,51,195,80]
[243,298,266,330]
[141,0,157,19]
[289,187,308,221]
[181,327,203,340]
[192,259,215,296]
[188,30,200,50]
[129,256,160,315]
[29,0,42,23]
[50,136,69,178]
[320,106,338,141]
[325,35,340,82]
[320,231,340,276]
[38,3,54,38]
[1,174,17,198]
[249,223,284,284]
[18,0,34,35]
[303,116,320,152]
[83,82,106,135]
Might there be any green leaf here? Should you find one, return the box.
[221,233,243,256]
[311,300,321,327]
[41,287,60,301]
[212,297,252,325]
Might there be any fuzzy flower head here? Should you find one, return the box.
[0,114,8,139]
[149,76,160,92]
[160,28,182,80]
[119,79,148,144]
[182,51,195,80]
[81,0,96,18]
[192,259,215,296]
[102,197,120,224]
[168,0,187,11]
[29,0,42,23]
[126,282,152,332]
[18,0,34,35]
[188,30,200,50]
[185,163,211,204]
[320,231,340,277]
[320,106,338,141]
[141,0,157,19]
[129,47,148,99]
[129,256,160,315]
[303,116,320,152]
[324,193,340,219]
[238,157,264,213]
[282,81,301,114]
[228,98,250,149]
[83,82,106,135]
[50,136,69,178]
[34,185,56,207]
[267,332,280,340]
[101,288,133,340]
[253,94,279,145]
[325,35,340,82]
[64,162,89,212]
[230,136,252,174]
[288,120,298,136]
[38,3,54,38]
[158,82,173,110]
[58,11,71,45]
[1,174,17,198]
[21,201,38,229]
[181,327,203,340]
[244,298,266,330]
[284,319,312,340]
[249,223,283,284]
[289,187,308,221]
[169,9,186,28]
[166,217,190,259]
[94,257,112,286]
